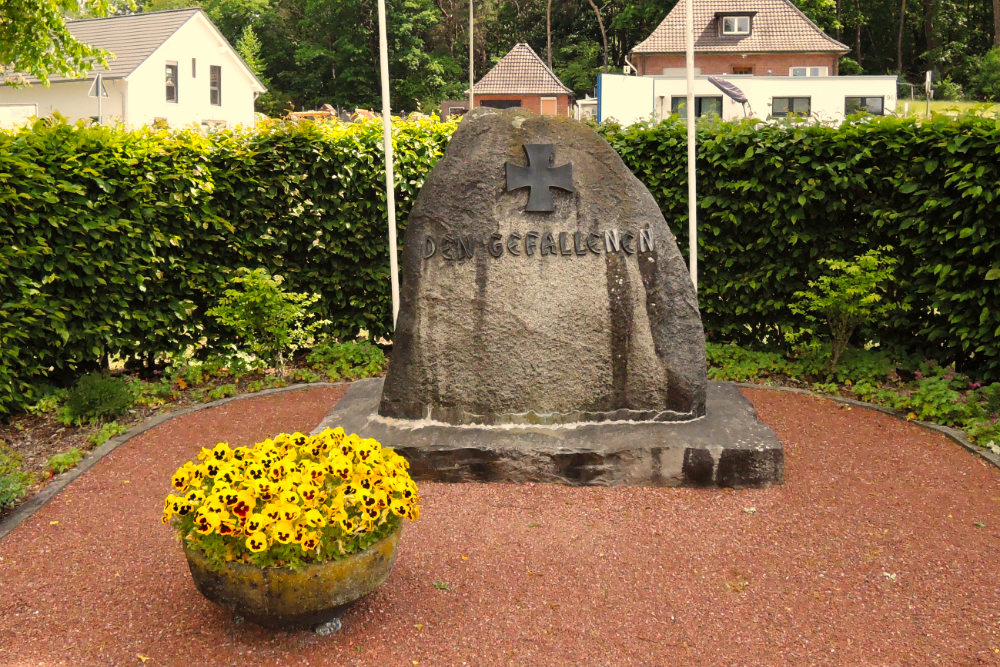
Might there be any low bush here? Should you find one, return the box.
[0,444,32,511]
[47,448,84,475]
[59,372,136,426]
[307,340,387,381]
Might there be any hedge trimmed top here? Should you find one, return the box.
[1,113,998,416]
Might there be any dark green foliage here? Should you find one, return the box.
[60,372,136,425]
[2,113,1000,416]
[0,117,453,415]
[599,114,1000,383]
[306,340,387,381]
[0,444,32,511]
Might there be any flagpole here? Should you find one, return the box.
[684,0,698,291]
[377,0,400,328]
[468,0,474,109]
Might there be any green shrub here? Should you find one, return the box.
[206,383,238,401]
[790,247,908,372]
[0,444,32,511]
[59,372,136,425]
[87,421,127,446]
[307,340,387,381]
[970,48,1000,101]
[206,268,329,375]
[47,448,84,475]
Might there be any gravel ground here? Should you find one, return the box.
[0,385,998,666]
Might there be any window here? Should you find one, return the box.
[845,96,884,115]
[671,96,723,118]
[771,97,811,117]
[790,66,827,77]
[165,63,178,102]
[192,58,197,78]
[540,97,557,115]
[721,15,751,35]
[732,65,753,75]
[210,65,221,106]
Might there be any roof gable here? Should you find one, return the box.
[632,0,849,55]
[17,8,264,91]
[471,43,573,96]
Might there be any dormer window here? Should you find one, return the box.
[717,12,755,36]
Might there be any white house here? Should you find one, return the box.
[0,9,266,129]
[597,0,896,125]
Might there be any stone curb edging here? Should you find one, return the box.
[3,379,996,542]
[0,382,347,542]
[732,381,1000,471]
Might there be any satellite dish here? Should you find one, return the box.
[707,75,751,117]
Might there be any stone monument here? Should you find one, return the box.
[317,108,783,487]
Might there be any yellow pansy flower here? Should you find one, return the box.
[300,531,321,551]
[244,513,269,534]
[211,442,233,462]
[171,469,190,492]
[271,520,296,544]
[246,532,268,552]
[302,508,327,528]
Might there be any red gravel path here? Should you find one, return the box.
[1,385,999,666]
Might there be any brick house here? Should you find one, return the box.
[468,43,574,116]
[630,0,849,77]
[598,0,896,123]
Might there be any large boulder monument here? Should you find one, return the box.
[319,108,783,487]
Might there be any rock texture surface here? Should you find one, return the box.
[379,108,706,425]
[333,379,781,488]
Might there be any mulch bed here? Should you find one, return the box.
[1,385,998,665]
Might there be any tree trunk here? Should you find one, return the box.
[993,0,1000,47]
[922,0,936,70]
[897,0,907,72]
[547,0,552,68]
[586,0,609,72]
[836,0,842,40]
[854,0,862,61]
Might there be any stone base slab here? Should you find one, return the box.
[314,378,783,488]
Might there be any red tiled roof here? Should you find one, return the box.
[632,0,849,54]
[471,43,573,95]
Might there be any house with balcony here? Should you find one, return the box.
[597,0,896,124]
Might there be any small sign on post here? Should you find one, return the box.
[87,74,109,98]
[89,73,109,125]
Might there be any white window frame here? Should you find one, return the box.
[721,16,751,35]
[845,96,885,115]
[771,96,811,117]
[790,66,828,77]
[165,62,179,103]
[209,65,222,106]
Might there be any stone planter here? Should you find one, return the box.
[183,525,401,631]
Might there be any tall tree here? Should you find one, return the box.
[1,0,131,85]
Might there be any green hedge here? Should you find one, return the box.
[2,113,999,416]
[600,113,1000,379]
[0,118,455,414]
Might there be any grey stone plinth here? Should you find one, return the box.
[316,378,783,488]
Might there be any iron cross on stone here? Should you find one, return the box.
[505,144,574,212]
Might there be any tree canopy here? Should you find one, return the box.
[1,0,123,85]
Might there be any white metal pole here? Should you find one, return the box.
[684,0,697,291]
[469,0,474,109]
[377,0,400,328]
